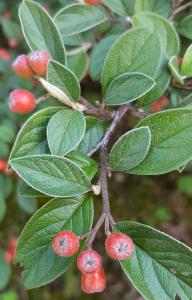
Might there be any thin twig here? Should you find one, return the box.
[79,96,113,120]
[66,42,92,56]
[88,104,130,156]
[36,93,50,105]
[100,147,116,232]
[86,214,105,248]
[170,1,192,20]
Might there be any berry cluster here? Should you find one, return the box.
[52,230,134,294]
[9,50,51,114]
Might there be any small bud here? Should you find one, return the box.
[77,250,102,274]
[12,55,34,79]
[9,89,36,114]
[81,267,106,294]
[28,50,51,77]
[105,232,134,260]
[52,230,80,257]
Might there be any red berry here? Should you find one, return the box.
[28,50,51,77]
[3,10,11,19]
[9,89,36,114]
[105,232,134,260]
[52,231,79,257]
[81,267,106,294]
[84,0,101,4]
[0,48,11,61]
[77,250,102,274]
[151,96,168,113]
[8,39,17,49]
[12,55,34,79]
[0,160,7,173]
[4,250,13,263]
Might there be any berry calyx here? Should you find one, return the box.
[52,230,79,257]
[12,55,34,79]
[9,89,36,114]
[0,160,7,173]
[28,50,51,77]
[77,250,102,274]
[84,0,101,4]
[105,232,134,260]
[81,267,106,294]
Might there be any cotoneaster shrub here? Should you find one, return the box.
[5,0,192,298]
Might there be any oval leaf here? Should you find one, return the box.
[118,221,192,300]
[102,27,162,92]
[77,116,105,154]
[129,109,192,175]
[135,0,172,18]
[10,155,91,198]
[19,0,65,64]
[67,52,89,81]
[47,60,80,102]
[132,12,180,58]
[181,44,192,78]
[54,4,107,36]
[110,127,151,171]
[177,15,192,40]
[15,195,93,289]
[9,107,62,162]
[104,72,155,105]
[47,110,86,156]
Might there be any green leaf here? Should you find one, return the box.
[0,175,13,199]
[181,44,192,78]
[132,12,180,58]
[0,192,6,222]
[129,109,192,175]
[104,72,155,105]
[54,4,107,36]
[0,248,11,290]
[47,110,86,156]
[47,60,80,102]
[67,52,89,81]
[110,127,151,171]
[169,56,184,84]
[15,195,93,289]
[138,67,170,106]
[17,181,38,214]
[19,181,48,198]
[77,116,105,154]
[9,107,62,161]
[103,0,136,17]
[10,155,91,198]
[118,221,192,300]
[90,35,118,81]
[0,124,15,143]
[177,15,192,40]
[135,0,172,18]
[102,27,162,92]
[66,151,98,180]
[19,0,65,64]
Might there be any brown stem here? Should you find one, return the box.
[88,104,130,156]
[170,1,192,20]
[100,147,116,233]
[85,214,105,249]
[79,96,112,120]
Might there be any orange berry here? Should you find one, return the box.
[84,0,101,4]
[52,231,80,257]
[105,232,134,260]
[9,89,36,114]
[28,50,51,77]
[81,267,106,294]
[0,48,11,61]
[77,250,102,274]
[0,160,7,173]
[12,55,34,79]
